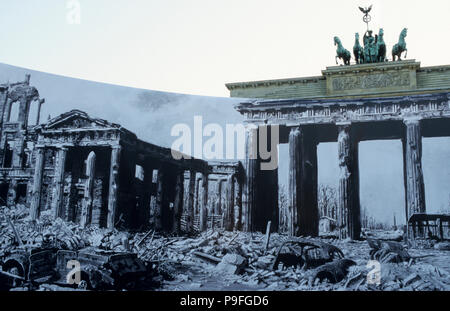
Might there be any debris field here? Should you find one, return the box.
[1,205,449,291]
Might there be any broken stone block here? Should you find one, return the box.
[215,253,247,275]
[434,242,450,251]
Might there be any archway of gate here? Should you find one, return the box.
[358,139,406,229]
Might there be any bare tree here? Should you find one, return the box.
[318,184,338,220]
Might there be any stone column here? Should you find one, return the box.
[7,179,18,206]
[172,170,184,234]
[30,146,45,220]
[81,151,95,227]
[18,98,27,124]
[139,164,153,228]
[193,174,201,217]
[107,145,121,229]
[52,147,68,219]
[185,170,196,233]
[233,175,242,231]
[35,98,44,125]
[403,119,426,221]
[199,173,208,232]
[337,124,360,240]
[215,179,223,215]
[242,124,258,232]
[153,168,165,231]
[288,127,302,236]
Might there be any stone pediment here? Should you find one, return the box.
[39,109,121,131]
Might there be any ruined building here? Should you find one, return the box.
[0,75,243,233]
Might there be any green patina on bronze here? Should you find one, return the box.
[392,28,408,61]
[334,37,351,66]
[335,5,407,65]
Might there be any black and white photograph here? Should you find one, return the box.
[0,0,449,301]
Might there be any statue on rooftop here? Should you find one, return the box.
[332,5,409,65]
[334,36,351,66]
[363,30,378,63]
[353,33,364,64]
[377,28,386,62]
[392,28,408,61]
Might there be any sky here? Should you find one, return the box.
[0,0,450,96]
[0,0,449,225]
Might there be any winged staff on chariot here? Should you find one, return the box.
[334,5,408,66]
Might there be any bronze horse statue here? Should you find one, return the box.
[334,36,351,66]
[353,33,364,64]
[392,28,408,61]
[377,28,386,62]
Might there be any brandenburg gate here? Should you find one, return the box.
[227,59,450,239]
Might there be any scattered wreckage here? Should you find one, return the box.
[0,245,159,291]
[270,239,356,284]
[1,206,449,291]
[367,238,411,263]
[0,216,158,291]
[272,239,345,270]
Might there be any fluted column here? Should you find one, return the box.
[52,147,68,219]
[186,170,196,233]
[288,127,302,236]
[172,169,184,234]
[81,151,95,227]
[233,175,242,231]
[199,173,208,232]
[242,124,258,232]
[153,168,165,231]
[403,119,426,221]
[107,145,121,229]
[30,146,45,220]
[337,124,360,240]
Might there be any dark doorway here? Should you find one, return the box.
[3,141,13,168]
[0,184,9,206]
[16,183,27,205]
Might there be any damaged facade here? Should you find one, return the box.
[0,75,244,234]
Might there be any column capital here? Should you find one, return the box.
[245,123,259,131]
[403,117,422,126]
[289,126,301,135]
[336,121,352,129]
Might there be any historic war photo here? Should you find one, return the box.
[0,1,449,296]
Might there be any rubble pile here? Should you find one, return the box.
[0,207,88,254]
[1,206,449,291]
